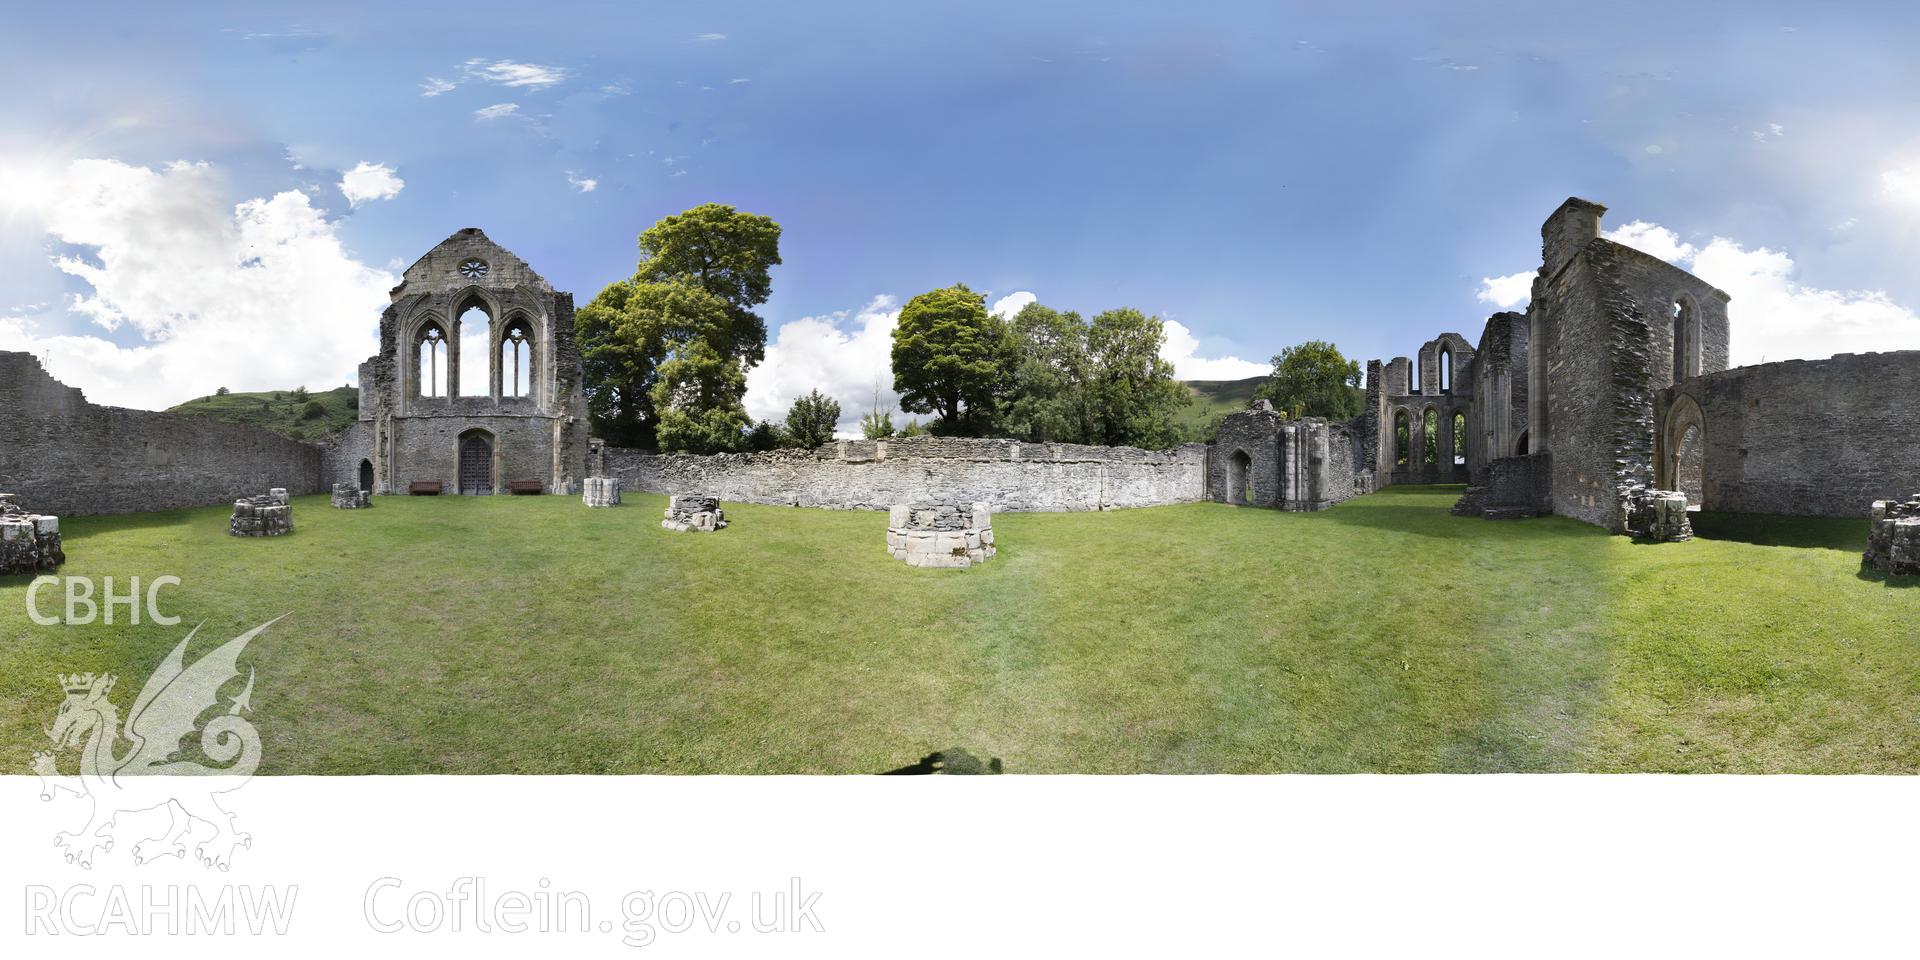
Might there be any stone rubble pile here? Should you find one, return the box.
[582,477,622,507]
[1864,493,1920,576]
[887,500,995,568]
[1622,486,1692,542]
[0,494,64,574]
[230,489,293,537]
[330,482,372,509]
[662,494,727,532]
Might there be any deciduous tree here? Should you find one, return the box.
[890,283,1007,435]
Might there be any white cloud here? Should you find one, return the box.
[462,58,567,89]
[1751,122,1785,143]
[566,171,597,193]
[729,77,751,85]
[745,296,901,437]
[337,161,404,207]
[0,159,395,410]
[1476,270,1534,309]
[989,290,1036,319]
[1602,220,1696,263]
[1159,319,1269,381]
[1880,163,1920,206]
[1605,219,1918,365]
[690,33,727,42]
[420,77,456,97]
[474,103,519,121]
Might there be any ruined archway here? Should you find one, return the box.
[1227,449,1252,505]
[1661,395,1706,509]
[358,458,374,492]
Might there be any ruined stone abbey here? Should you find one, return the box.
[4,199,1915,540]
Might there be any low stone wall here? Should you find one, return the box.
[1864,494,1920,576]
[229,490,293,537]
[582,477,621,507]
[0,495,63,575]
[1,352,325,517]
[1667,351,1920,517]
[662,494,727,532]
[603,436,1206,512]
[1622,487,1692,542]
[330,482,371,509]
[887,500,995,568]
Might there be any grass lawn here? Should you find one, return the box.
[2,487,1915,774]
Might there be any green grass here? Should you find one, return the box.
[3,488,1915,773]
[166,385,358,441]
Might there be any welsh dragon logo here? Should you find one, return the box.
[32,617,276,871]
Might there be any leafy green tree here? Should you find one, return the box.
[784,389,842,448]
[300,399,327,420]
[1253,340,1363,421]
[1423,408,1439,465]
[634,203,783,367]
[575,279,670,447]
[890,283,1007,435]
[215,386,230,396]
[1002,301,1091,443]
[745,420,785,451]
[859,385,895,439]
[292,386,309,402]
[1084,307,1188,448]
[652,336,751,454]
[606,281,753,454]
[898,418,928,437]
[580,204,783,449]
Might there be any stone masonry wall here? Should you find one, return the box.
[603,436,1206,512]
[1667,351,1920,516]
[0,352,324,517]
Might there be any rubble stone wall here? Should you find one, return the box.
[1666,351,1920,516]
[0,352,324,517]
[603,437,1206,512]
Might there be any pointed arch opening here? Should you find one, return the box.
[454,292,494,399]
[414,320,448,398]
[501,314,535,399]
[1452,411,1467,466]
[1394,410,1411,466]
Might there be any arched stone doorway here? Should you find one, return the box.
[1661,396,1706,510]
[459,431,495,495]
[1227,449,1252,505]
[358,458,374,492]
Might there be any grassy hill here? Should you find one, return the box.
[1176,375,1266,439]
[167,385,358,442]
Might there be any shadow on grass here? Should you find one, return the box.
[1320,485,1610,544]
[881,748,1004,775]
[1856,567,1920,588]
[1688,511,1867,553]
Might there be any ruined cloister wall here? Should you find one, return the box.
[0,352,324,517]
[1664,351,1920,516]
[602,437,1207,512]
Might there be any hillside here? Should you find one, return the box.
[1176,375,1266,439]
[167,385,358,442]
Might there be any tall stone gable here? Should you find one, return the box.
[334,228,590,495]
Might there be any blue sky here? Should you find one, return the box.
[3,1,1918,424]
